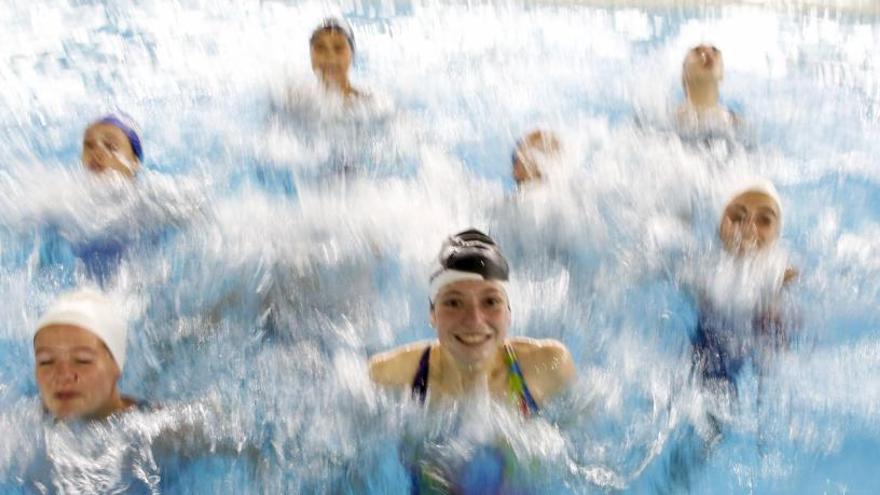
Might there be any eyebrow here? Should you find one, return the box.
[437,290,464,298]
[34,346,98,354]
[757,207,778,217]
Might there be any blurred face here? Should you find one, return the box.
[310,29,353,89]
[34,325,121,420]
[512,131,561,187]
[683,44,724,88]
[430,279,510,367]
[719,191,781,255]
[81,123,139,178]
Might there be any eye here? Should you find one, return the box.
[728,210,745,223]
[484,296,503,307]
[441,298,462,309]
[757,214,773,227]
[38,360,54,367]
[103,140,118,151]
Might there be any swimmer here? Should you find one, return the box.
[691,179,797,393]
[81,114,143,178]
[310,18,361,99]
[511,130,562,188]
[369,229,575,411]
[33,288,145,421]
[676,44,737,129]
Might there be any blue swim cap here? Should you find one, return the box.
[310,17,355,53]
[96,113,143,162]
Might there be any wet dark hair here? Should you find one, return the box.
[310,17,355,53]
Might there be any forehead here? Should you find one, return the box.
[34,324,102,350]
[727,191,780,214]
[311,29,350,45]
[436,279,507,298]
[83,123,128,142]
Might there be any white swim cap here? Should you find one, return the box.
[34,288,128,369]
[721,177,783,230]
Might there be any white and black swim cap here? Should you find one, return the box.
[429,229,509,302]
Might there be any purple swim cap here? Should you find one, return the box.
[96,113,143,161]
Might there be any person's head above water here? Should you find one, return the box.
[718,179,782,256]
[511,130,562,187]
[33,288,132,421]
[369,228,575,409]
[309,17,357,96]
[81,113,142,178]
[429,229,512,366]
[682,44,724,108]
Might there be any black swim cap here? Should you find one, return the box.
[434,229,509,282]
[310,17,355,53]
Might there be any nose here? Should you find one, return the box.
[52,362,78,386]
[695,46,713,64]
[461,302,485,326]
[741,216,759,240]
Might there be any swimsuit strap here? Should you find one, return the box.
[504,344,540,416]
[411,345,431,404]
[410,344,539,415]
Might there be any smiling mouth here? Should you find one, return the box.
[455,334,491,346]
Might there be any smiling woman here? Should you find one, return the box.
[369,229,575,411]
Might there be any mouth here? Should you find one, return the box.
[54,391,80,401]
[454,333,492,346]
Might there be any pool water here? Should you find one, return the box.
[1,0,879,493]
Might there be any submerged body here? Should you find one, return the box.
[690,181,797,390]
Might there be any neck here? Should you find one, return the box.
[435,344,507,395]
[321,77,355,99]
[686,81,720,109]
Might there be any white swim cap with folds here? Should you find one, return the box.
[34,288,128,369]
[429,269,488,303]
[721,177,784,230]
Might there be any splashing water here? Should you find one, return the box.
[1,1,879,493]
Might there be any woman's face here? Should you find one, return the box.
[512,131,560,187]
[683,44,724,87]
[430,279,510,367]
[719,191,781,255]
[34,324,121,420]
[310,29,353,88]
[81,123,139,178]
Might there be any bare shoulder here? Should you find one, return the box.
[508,337,576,402]
[368,341,433,387]
[510,337,572,363]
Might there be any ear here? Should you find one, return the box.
[429,304,437,329]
